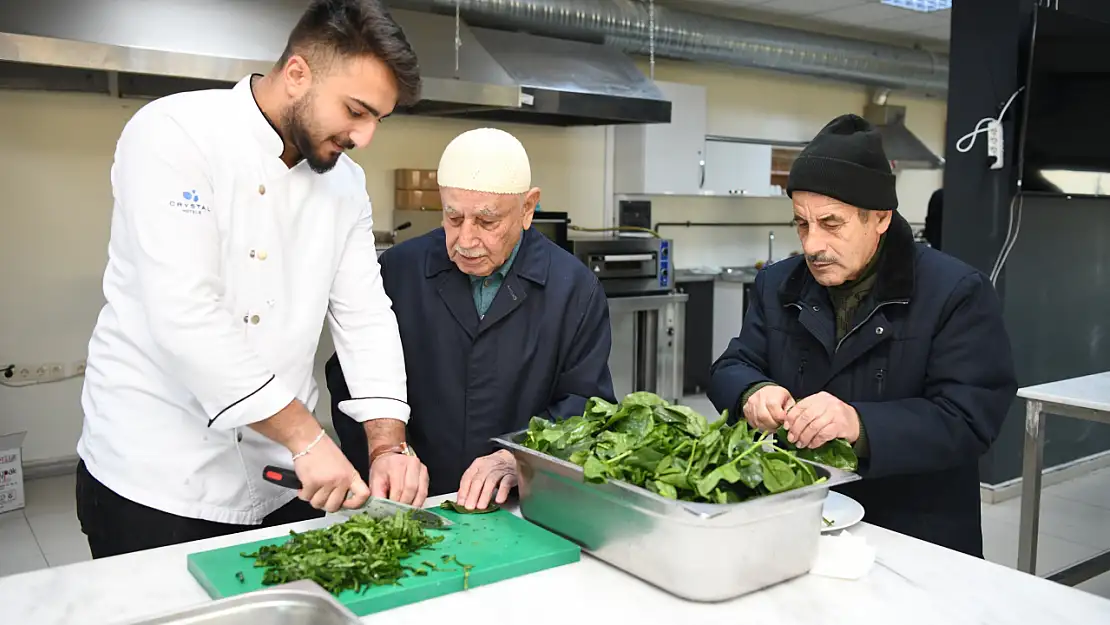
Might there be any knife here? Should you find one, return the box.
[262,465,454,529]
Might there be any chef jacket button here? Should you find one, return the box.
[875,327,884,335]
[242,315,249,324]
[237,432,243,443]
[249,249,256,258]
[258,184,266,195]
[250,314,261,325]
[257,250,268,261]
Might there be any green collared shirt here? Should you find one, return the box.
[469,234,522,319]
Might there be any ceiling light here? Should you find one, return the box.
[881,0,952,12]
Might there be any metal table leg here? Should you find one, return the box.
[1017,399,1045,574]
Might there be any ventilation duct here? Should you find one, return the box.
[0,0,671,126]
[398,0,950,97]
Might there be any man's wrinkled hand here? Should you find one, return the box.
[783,391,861,449]
[743,385,796,432]
[292,435,370,514]
[457,450,518,511]
[369,452,429,507]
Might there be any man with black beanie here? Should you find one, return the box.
[708,114,1017,557]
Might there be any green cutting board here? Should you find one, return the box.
[186,507,579,616]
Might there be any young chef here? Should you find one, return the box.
[75,0,429,558]
[326,128,617,510]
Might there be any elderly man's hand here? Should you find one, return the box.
[369,453,429,508]
[783,391,861,449]
[743,385,796,432]
[457,450,518,511]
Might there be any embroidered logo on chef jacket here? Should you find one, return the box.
[169,189,210,215]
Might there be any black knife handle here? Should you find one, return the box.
[263,465,302,490]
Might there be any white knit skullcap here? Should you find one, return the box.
[437,128,531,194]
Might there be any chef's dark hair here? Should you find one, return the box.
[278,0,422,106]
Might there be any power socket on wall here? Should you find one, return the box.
[2,360,86,385]
[986,119,1004,170]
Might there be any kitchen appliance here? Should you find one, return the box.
[568,236,672,297]
[607,293,687,404]
[262,465,454,529]
[493,430,860,602]
[0,2,670,127]
[618,199,652,231]
[530,211,570,252]
[187,505,579,617]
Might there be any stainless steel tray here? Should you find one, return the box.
[493,429,860,602]
[118,580,360,625]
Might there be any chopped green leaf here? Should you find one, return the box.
[240,510,443,595]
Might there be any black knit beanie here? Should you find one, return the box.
[787,114,898,211]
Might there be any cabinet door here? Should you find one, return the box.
[703,141,773,196]
[614,81,708,195]
[712,281,747,362]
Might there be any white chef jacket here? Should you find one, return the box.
[78,75,408,525]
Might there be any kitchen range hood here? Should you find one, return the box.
[0,0,670,127]
[863,91,944,170]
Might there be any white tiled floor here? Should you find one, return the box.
[4,447,1110,600]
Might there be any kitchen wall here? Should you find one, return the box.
[0,58,946,466]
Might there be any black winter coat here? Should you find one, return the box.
[708,212,1017,557]
[327,227,616,497]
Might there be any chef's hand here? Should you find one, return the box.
[457,450,517,511]
[783,391,861,449]
[743,384,796,432]
[369,453,429,507]
[292,435,370,514]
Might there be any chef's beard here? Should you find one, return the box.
[283,91,353,174]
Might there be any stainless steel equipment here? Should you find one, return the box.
[0,1,671,126]
[568,236,673,296]
[121,580,360,624]
[608,293,686,404]
[493,431,860,602]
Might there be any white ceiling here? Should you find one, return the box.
[680,0,951,45]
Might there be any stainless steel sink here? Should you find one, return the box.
[119,581,360,625]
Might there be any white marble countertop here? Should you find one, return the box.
[1017,371,1110,413]
[2,494,1109,625]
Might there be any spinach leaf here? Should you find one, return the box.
[520,392,858,504]
[439,500,500,514]
[624,392,668,407]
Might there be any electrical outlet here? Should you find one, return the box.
[987,119,1004,170]
[0,360,86,385]
[8,365,35,383]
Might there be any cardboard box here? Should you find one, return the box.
[0,431,27,514]
[395,189,443,211]
[394,169,439,190]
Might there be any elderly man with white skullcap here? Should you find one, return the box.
[327,128,616,509]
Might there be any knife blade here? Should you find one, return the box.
[262,465,454,529]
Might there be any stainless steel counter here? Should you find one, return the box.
[674,267,759,284]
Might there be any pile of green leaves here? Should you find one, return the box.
[521,392,858,504]
[241,510,444,595]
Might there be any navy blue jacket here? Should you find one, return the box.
[326,227,616,497]
[708,212,1017,557]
